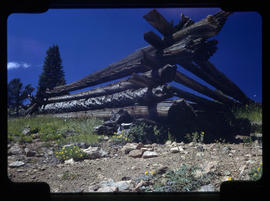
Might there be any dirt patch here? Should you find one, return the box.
[8,139,262,192]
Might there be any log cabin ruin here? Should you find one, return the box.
[27,9,254,142]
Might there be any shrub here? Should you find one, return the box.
[249,162,263,181]
[141,164,212,192]
[127,122,168,144]
[54,145,88,162]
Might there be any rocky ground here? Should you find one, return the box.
[8,137,262,193]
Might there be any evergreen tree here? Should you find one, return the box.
[8,78,34,114]
[36,45,66,101]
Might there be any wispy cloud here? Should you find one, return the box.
[7,61,31,70]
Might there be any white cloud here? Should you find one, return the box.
[7,61,31,70]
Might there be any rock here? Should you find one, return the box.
[97,186,118,192]
[22,126,31,135]
[114,180,132,191]
[141,147,153,152]
[97,179,131,192]
[110,109,133,124]
[9,144,23,155]
[24,148,36,157]
[142,151,158,158]
[165,140,172,145]
[170,141,177,147]
[121,143,138,154]
[198,184,215,192]
[9,161,25,168]
[88,184,100,192]
[129,149,143,158]
[135,180,149,191]
[196,152,204,157]
[64,158,75,165]
[170,146,184,153]
[82,146,108,159]
[223,170,231,176]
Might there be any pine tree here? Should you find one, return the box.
[36,45,66,101]
[8,78,34,114]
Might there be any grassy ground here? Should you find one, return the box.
[232,103,262,124]
[8,116,103,145]
[7,102,262,145]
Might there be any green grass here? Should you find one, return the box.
[8,115,103,145]
[232,103,262,123]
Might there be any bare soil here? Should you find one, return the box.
[8,138,262,192]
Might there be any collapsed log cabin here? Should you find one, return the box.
[28,9,254,126]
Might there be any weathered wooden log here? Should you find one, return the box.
[38,99,196,121]
[144,31,166,50]
[143,9,175,37]
[128,64,177,87]
[176,13,195,31]
[174,71,238,106]
[167,85,227,110]
[47,64,176,103]
[194,60,254,104]
[172,11,231,42]
[46,10,230,96]
[162,37,218,63]
[40,85,172,114]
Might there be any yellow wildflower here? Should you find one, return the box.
[227,177,232,181]
[145,170,148,175]
[257,166,261,172]
[151,170,156,175]
[201,131,205,135]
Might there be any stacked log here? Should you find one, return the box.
[30,9,253,125]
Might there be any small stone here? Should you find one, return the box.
[170,142,177,147]
[64,158,75,165]
[9,161,25,168]
[198,184,215,192]
[22,126,31,135]
[114,180,132,191]
[170,146,184,153]
[88,184,99,192]
[24,148,36,157]
[97,186,118,192]
[142,151,158,158]
[223,170,231,176]
[196,152,204,157]
[188,142,194,147]
[9,144,23,155]
[129,149,143,158]
[121,143,138,154]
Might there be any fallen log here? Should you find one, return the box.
[46,10,230,96]
[47,64,176,103]
[40,85,172,114]
[194,60,254,104]
[174,70,238,106]
[38,99,196,121]
[143,9,175,38]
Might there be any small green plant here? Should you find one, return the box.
[127,122,168,144]
[61,170,79,180]
[232,103,262,123]
[143,164,209,192]
[185,131,205,143]
[111,130,131,143]
[54,145,88,162]
[249,162,263,181]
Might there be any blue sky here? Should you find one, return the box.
[7,8,262,103]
